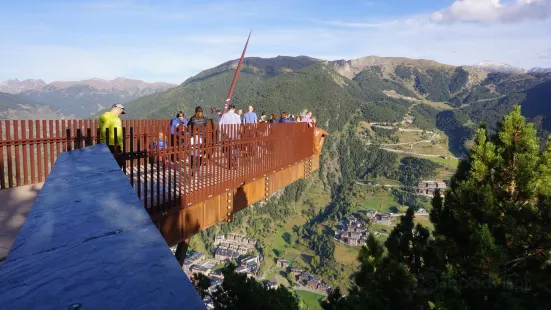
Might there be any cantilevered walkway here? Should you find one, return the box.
[0,120,328,261]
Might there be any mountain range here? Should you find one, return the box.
[3,55,550,157]
[116,55,551,157]
[0,78,175,118]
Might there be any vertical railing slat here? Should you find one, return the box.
[49,120,55,171]
[13,120,21,186]
[42,120,49,179]
[21,121,29,185]
[5,120,13,188]
[0,121,6,189]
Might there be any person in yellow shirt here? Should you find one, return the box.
[99,103,125,168]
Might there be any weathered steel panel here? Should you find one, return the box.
[312,155,320,171]
[234,177,266,213]
[157,158,319,246]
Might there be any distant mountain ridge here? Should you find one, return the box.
[48,77,174,91]
[473,61,527,74]
[0,79,46,94]
[529,67,551,74]
[0,91,67,119]
[0,77,176,118]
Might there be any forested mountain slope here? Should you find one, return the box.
[123,55,551,156]
[2,77,175,118]
[0,91,64,119]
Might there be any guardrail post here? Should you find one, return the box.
[264,175,270,201]
[226,190,233,222]
[304,157,313,179]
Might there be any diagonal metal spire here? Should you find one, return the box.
[223,30,252,114]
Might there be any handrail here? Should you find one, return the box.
[114,123,315,217]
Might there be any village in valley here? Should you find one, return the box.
[334,180,447,247]
[177,233,334,309]
[175,179,448,308]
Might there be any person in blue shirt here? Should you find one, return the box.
[279,112,295,123]
[243,105,257,124]
[151,132,170,191]
[151,132,168,166]
[170,111,187,137]
[170,111,187,162]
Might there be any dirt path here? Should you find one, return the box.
[366,133,437,147]
[380,148,450,158]
[459,95,506,108]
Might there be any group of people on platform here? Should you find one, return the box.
[98,103,317,172]
[169,104,316,130]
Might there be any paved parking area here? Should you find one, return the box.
[0,183,43,261]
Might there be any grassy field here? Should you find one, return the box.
[421,100,455,110]
[409,141,449,156]
[331,242,361,292]
[334,242,360,264]
[414,214,434,231]
[426,156,459,170]
[189,235,208,256]
[263,207,311,272]
[371,223,396,234]
[295,290,325,310]
[359,191,401,213]
[397,131,429,144]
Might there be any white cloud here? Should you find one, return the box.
[432,0,551,23]
[322,20,398,28]
[2,20,551,84]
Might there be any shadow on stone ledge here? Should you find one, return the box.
[0,144,205,310]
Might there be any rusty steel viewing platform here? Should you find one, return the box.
[0,119,327,258]
[0,119,327,309]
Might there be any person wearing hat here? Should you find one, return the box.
[99,103,126,168]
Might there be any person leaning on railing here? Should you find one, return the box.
[188,106,208,176]
[219,104,241,169]
[170,111,187,162]
[258,112,267,123]
[268,113,277,123]
[279,112,295,124]
[99,103,125,168]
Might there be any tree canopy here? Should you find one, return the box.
[194,264,300,310]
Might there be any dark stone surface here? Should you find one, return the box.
[0,144,205,310]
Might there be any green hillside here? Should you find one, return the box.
[122,56,550,148]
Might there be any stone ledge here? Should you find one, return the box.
[0,144,204,310]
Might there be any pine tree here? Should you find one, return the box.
[324,106,551,310]
[430,106,551,309]
[193,263,300,310]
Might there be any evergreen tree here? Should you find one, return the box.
[209,264,300,310]
[430,105,551,309]
[324,106,551,310]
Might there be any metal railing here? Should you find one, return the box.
[116,122,314,218]
[0,119,170,188]
[0,120,315,217]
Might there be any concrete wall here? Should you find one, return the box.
[0,144,204,310]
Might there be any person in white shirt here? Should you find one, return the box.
[237,109,244,124]
[219,104,242,168]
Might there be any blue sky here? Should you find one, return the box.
[1,0,551,83]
